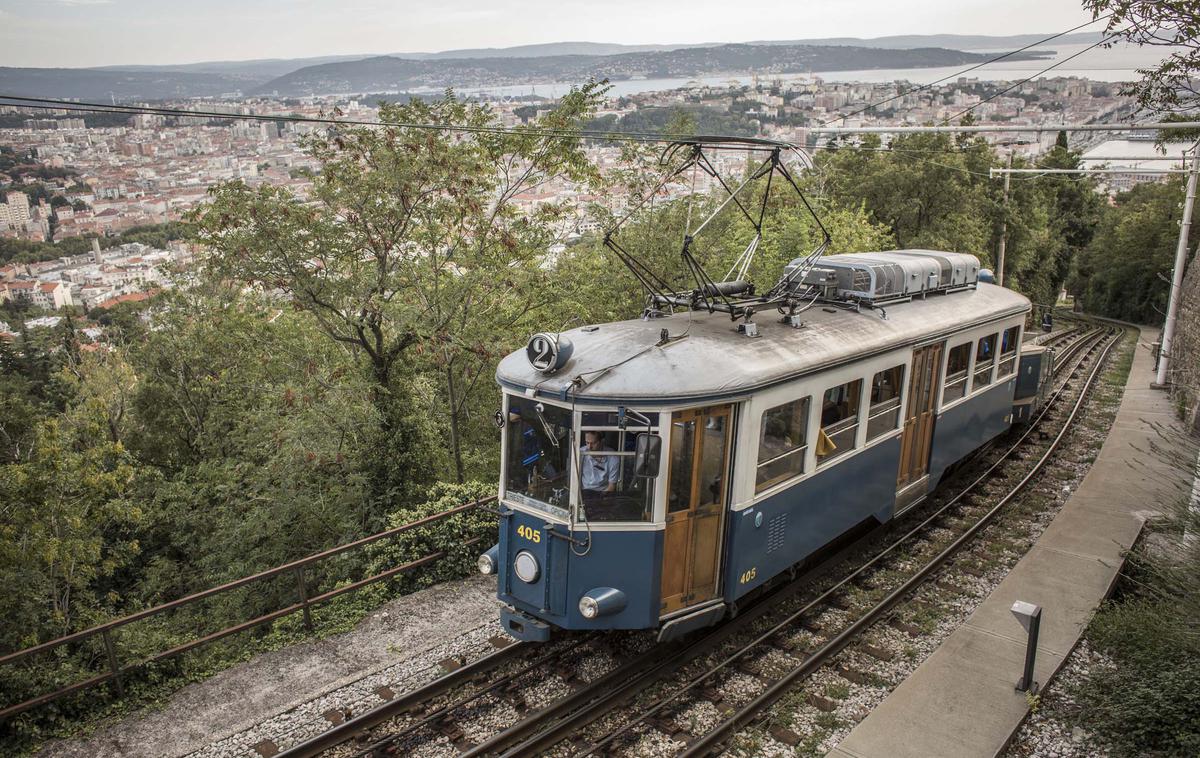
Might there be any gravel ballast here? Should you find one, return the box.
[35,575,502,758]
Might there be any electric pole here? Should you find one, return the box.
[1155,143,1199,388]
[997,152,1013,287]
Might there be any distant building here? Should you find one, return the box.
[0,279,75,309]
[2,192,31,228]
[24,315,63,330]
[95,290,155,310]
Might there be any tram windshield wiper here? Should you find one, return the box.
[534,403,561,448]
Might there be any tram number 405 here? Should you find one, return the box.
[738,567,757,585]
[516,524,542,544]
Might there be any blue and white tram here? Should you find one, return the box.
[479,250,1036,642]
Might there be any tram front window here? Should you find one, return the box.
[577,425,655,523]
[504,397,572,511]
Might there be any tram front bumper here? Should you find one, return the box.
[500,605,552,642]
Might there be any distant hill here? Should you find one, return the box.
[255,43,1047,97]
[90,55,373,80]
[0,67,252,101]
[753,32,1104,51]
[0,33,1075,102]
[393,41,703,60]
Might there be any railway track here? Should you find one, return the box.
[455,328,1119,758]
[279,326,1122,758]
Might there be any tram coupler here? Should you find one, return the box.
[500,606,551,642]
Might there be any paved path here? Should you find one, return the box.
[828,327,1195,758]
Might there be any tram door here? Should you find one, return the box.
[660,405,732,615]
[897,343,943,491]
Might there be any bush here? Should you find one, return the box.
[364,480,497,596]
[1074,597,1200,756]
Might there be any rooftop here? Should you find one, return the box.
[497,264,1029,405]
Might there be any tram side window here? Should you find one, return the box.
[974,333,998,389]
[756,397,811,493]
[578,426,655,523]
[944,343,971,403]
[998,326,1019,379]
[867,365,905,441]
[817,378,863,465]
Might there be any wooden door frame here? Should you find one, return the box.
[898,342,942,488]
[661,403,733,614]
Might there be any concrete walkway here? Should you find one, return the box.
[828,327,1195,758]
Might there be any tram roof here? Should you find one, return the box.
[496,281,1030,405]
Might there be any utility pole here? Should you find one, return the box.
[1155,144,1199,389]
[997,152,1013,287]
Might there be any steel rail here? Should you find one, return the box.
[481,327,1110,758]
[571,328,1117,757]
[274,326,1109,758]
[276,638,543,758]
[680,329,1121,756]
[388,516,900,757]
[297,643,523,756]
[475,522,896,758]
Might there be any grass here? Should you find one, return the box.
[797,728,831,756]
[1054,329,1199,757]
[825,680,851,700]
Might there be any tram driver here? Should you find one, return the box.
[580,430,621,515]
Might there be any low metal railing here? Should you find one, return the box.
[0,495,496,721]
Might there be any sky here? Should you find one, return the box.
[0,0,1107,68]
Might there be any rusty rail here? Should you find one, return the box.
[0,495,496,721]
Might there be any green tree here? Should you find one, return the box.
[0,416,140,647]
[193,86,606,492]
[1084,1,1200,115]
[1036,132,1103,301]
[1074,178,1200,321]
[814,133,993,253]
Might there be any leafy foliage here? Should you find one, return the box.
[1075,598,1200,757]
[586,106,758,138]
[193,86,606,488]
[1071,480,1200,758]
[1085,1,1200,115]
[1072,178,1199,322]
[810,132,1103,307]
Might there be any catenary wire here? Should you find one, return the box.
[820,14,1113,127]
[0,94,788,148]
[940,30,1124,124]
[0,100,1082,160]
[0,16,1120,151]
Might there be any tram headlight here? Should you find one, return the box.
[579,596,599,619]
[513,550,540,583]
[579,588,627,619]
[477,545,499,576]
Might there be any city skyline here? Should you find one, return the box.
[0,0,1104,68]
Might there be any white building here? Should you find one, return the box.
[0,279,75,309]
[4,192,30,224]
